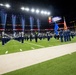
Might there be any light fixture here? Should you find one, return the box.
[47,12,51,15]
[31,8,35,13]
[0,3,4,6]
[5,4,10,8]
[25,7,30,11]
[41,10,44,14]
[21,7,25,10]
[36,9,39,14]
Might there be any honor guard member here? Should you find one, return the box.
[30,33,32,41]
[2,31,5,45]
[63,30,67,42]
[26,34,29,41]
[46,31,50,41]
[18,32,21,42]
[59,29,63,42]
[38,32,42,40]
[13,32,17,40]
[21,32,24,43]
[4,36,7,44]
[67,29,71,41]
[35,31,38,43]
[71,31,74,39]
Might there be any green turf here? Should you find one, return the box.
[0,37,76,55]
[3,52,76,75]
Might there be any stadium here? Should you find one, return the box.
[0,0,76,75]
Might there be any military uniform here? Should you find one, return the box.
[21,32,24,43]
[63,30,67,42]
[2,32,5,45]
[59,29,63,42]
[35,32,38,42]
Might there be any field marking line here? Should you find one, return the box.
[0,43,76,74]
[25,42,45,48]
[31,47,35,50]
[20,49,22,51]
[5,51,8,54]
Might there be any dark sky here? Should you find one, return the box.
[0,0,76,21]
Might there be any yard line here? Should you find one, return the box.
[20,49,22,51]
[25,42,45,48]
[31,47,35,50]
[5,51,8,54]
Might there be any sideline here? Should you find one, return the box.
[0,43,76,74]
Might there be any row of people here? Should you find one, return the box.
[1,30,75,45]
[56,29,75,42]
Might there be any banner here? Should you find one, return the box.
[30,16,34,31]
[21,17,25,32]
[12,14,16,31]
[1,11,7,30]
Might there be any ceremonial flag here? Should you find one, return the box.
[54,22,59,35]
[63,17,68,30]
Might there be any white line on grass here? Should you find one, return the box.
[20,49,22,51]
[25,42,45,48]
[31,47,35,50]
[5,51,8,54]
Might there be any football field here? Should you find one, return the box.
[0,43,76,75]
[2,52,76,75]
[0,37,76,55]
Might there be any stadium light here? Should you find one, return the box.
[41,10,51,15]
[21,7,25,10]
[44,11,47,15]
[25,7,30,11]
[20,6,51,16]
[0,3,4,6]
[31,8,35,13]
[47,12,51,15]
[36,9,40,14]
[5,4,10,8]
[41,10,44,14]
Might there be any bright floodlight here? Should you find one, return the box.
[0,3,4,6]
[21,7,25,10]
[31,8,35,13]
[5,4,10,8]
[25,7,30,11]
[44,11,47,15]
[36,9,39,14]
[41,10,48,15]
[41,10,44,14]
[52,17,61,22]
[47,12,51,15]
